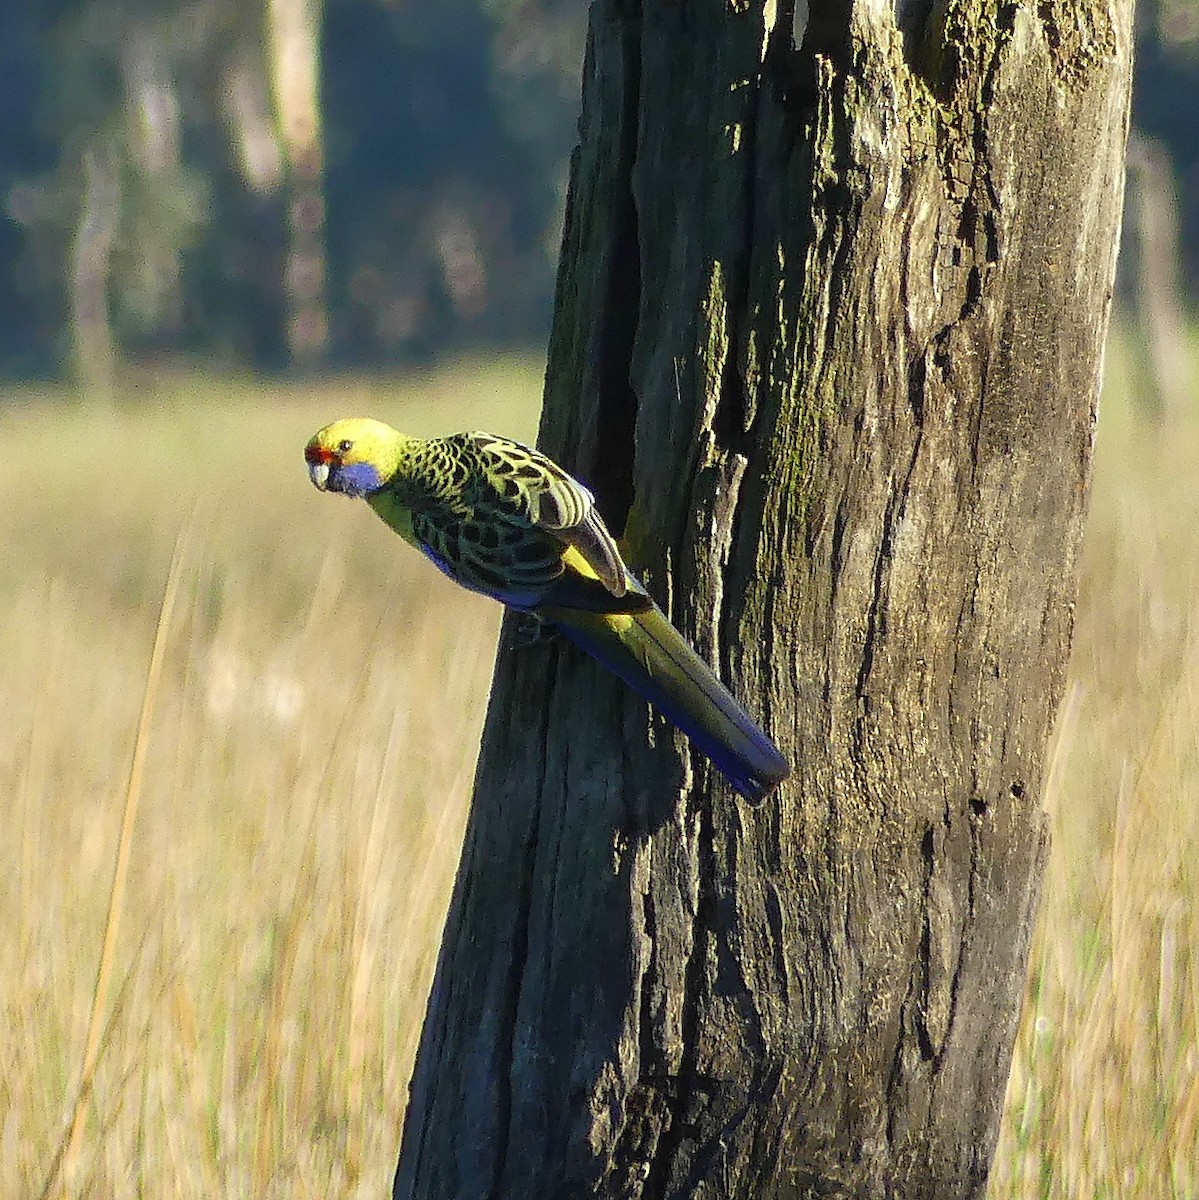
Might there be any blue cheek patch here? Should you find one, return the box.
[335,461,384,496]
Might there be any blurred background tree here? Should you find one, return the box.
[0,0,1193,382]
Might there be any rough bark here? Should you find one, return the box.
[395,1,1133,1197]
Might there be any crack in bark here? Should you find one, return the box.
[641,796,715,1199]
[587,2,643,539]
[938,860,974,1066]
[486,660,557,1200]
[621,841,666,1188]
[710,457,748,732]
[764,878,792,1011]
[884,935,928,1153]
[915,825,941,1065]
[711,5,775,452]
[850,404,923,774]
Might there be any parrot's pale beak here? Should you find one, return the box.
[308,461,330,490]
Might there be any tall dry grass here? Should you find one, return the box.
[2,337,1196,1196]
[993,327,1199,1196]
[0,361,539,1198]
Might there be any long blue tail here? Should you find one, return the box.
[552,603,789,802]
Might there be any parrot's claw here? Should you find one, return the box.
[509,613,559,652]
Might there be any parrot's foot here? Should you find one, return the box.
[509,613,559,652]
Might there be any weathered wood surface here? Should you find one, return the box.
[395,0,1133,1196]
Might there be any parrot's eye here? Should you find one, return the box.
[337,439,353,454]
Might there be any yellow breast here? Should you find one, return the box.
[367,490,419,548]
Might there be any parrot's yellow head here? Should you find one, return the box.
[305,418,404,497]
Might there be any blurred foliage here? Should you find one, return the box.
[321,0,577,364]
[1132,0,1199,295]
[0,0,1193,380]
[1,0,584,377]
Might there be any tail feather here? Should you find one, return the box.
[549,603,789,802]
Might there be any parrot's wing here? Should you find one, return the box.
[464,433,630,598]
[409,498,651,616]
[409,503,565,610]
[531,475,626,597]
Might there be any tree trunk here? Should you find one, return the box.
[267,0,328,363]
[395,1,1133,1197]
[70,146,120,402]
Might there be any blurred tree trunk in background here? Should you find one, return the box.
[268,0,328,364]
[1125,132,1192,420]
[69,147,119,401]
[395,1,1133,1197]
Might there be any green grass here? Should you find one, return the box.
[2,339,1197,1196]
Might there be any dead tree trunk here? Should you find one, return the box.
[395,1,1133,1197]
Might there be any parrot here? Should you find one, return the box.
[304,418,790,801]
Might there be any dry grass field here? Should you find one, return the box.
[992,331,1199,1197]
[0,361,538,1198]
[1,336,1196,1197]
